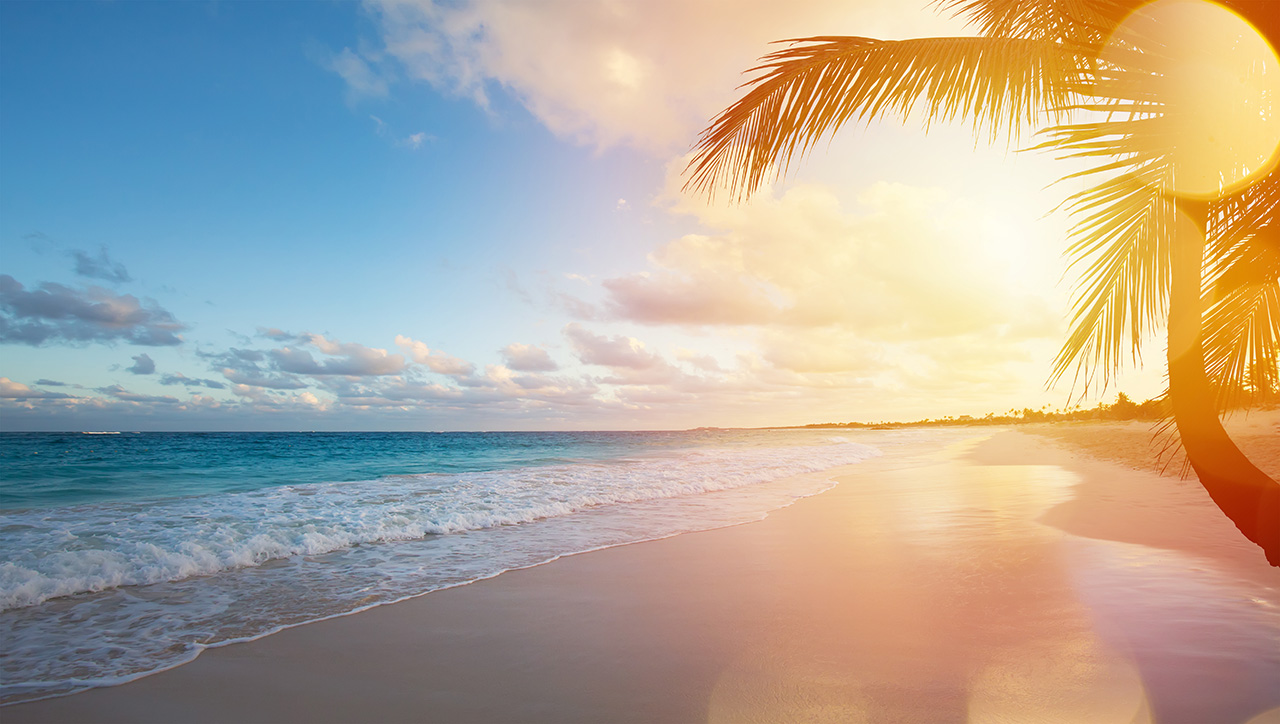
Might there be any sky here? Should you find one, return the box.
[0,0,1171,432]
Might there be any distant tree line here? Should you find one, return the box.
[799,387,1278,430]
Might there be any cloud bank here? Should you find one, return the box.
[0,275,185,347]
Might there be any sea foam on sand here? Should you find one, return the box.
[6,425,1279,724]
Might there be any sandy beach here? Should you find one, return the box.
[7,421,1280,724]
[8,2,1280,721]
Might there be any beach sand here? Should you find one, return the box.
[8,422,1280,724]
[1024,410,1280,481]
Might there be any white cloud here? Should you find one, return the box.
[394,334,477,377]
[272,335,406,376]
[604,181,1061,341]
[328,47,389,98]
[500,342,559,372]
[369,114,435,149]
[0,274,186,347]
[0,377,74,399]
[675,348,722,372]
[602,265,778,326]
[363,0,971,153]
[564,323,665,371]
[758,329,884,374]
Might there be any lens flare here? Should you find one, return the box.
[1102,0,1280,199]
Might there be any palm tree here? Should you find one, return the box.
[686,0,1280,565]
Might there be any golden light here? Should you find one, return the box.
[966,637,1151,724]
[1104,0,1280,199]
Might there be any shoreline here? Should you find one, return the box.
[8,426,1279,723]
[0,429,884,703]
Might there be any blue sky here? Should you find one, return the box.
[0,0,1169,431]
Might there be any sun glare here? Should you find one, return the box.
[1105,0,1280,199]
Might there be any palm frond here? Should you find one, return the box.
[1203,172,1280,409]
[934,0,1136,45]
[1044,9,1279,405]
[684,35,1085,201]
[1050,168,1175,392]
[1040,19,1176,394]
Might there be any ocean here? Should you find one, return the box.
[0,428,926,703]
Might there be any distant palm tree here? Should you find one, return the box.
[686,0,1279,564]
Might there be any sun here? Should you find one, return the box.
[1103,0,1280,200]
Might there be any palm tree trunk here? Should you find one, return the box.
[1170,199,1280,566]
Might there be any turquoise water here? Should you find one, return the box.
[0,430,734,509]
[0,427,913,704]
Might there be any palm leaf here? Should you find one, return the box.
[684,35,1086,200]
[1050,168,1174,392]
[1039,20,1181,394]
[934,0,1136,44]
[1204,171,1280,409]
[1044,9,1279,403]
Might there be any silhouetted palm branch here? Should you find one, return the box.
[1038,39,1172,393]
[685,35,1086,201]
[1048,171,1174,392]
[1041,18,1277,409]
[935,0,1132,42]
[1204,173,1280,408]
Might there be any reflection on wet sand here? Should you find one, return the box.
[708,440,1278,723]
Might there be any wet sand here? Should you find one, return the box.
[8,425,1280,723]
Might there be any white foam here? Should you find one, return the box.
[0,439,879,611]
[1,431,973,705]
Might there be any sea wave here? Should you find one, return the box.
[0,439,879,611]
[1,435,894,704]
